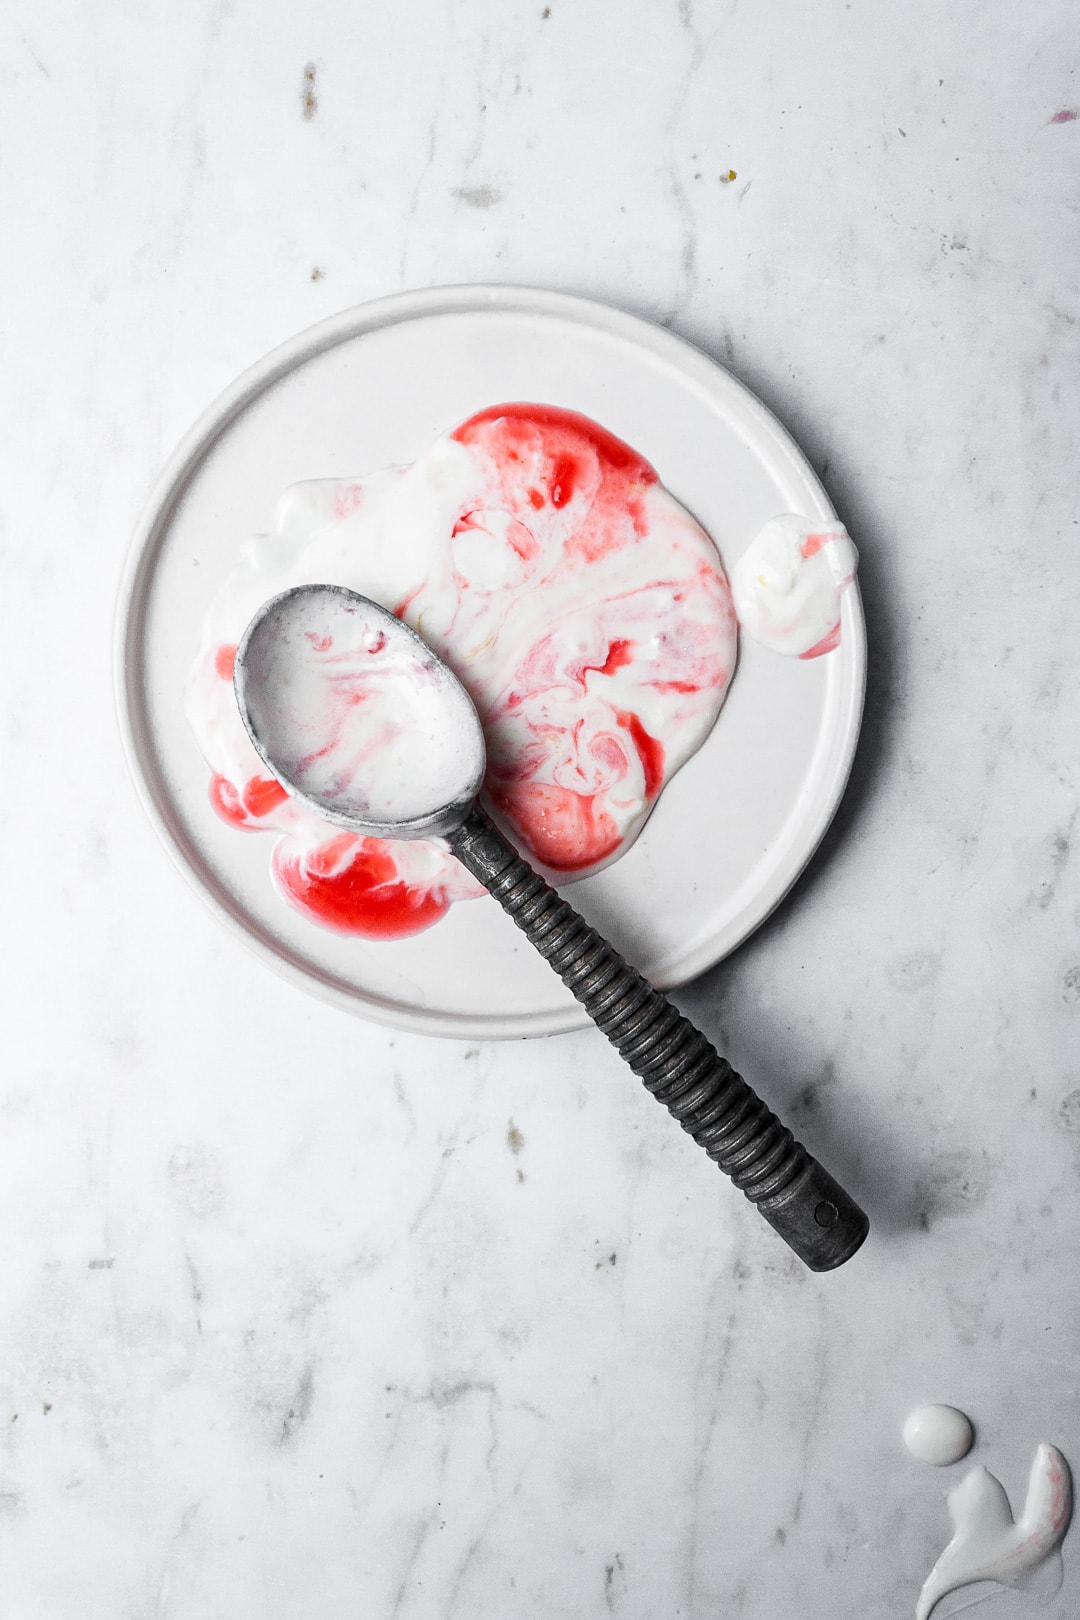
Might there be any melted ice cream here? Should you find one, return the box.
[186,404,738,939]
[917,1444,1073,1620]
[732,514,857,658]
[903,1404,974,1468]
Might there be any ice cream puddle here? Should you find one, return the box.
[731,513,857,659]
[186,403,852,942]
[232,583,870,1273]
[904,1404,975,1467]
[186,404,739,938]
[916,1443,1073,1620]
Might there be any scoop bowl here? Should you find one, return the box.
[234,584,485,841]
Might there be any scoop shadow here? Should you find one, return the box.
[601,295,905,938]
[647,318,918,1238]
[671,978,920,1241]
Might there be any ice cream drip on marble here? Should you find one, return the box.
[916,1443,1073,1620]
[903,1404,974,1468]
[731,513,857,658]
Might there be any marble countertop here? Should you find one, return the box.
[2,1,1078,1615]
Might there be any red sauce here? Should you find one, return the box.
[550,451,578,508]
[651,678,704,694]
[616,710,665,799]
[242,776,289,817]
[209,773,289,826]
[214,644,237,681]
[273,834,450,938]
[595,638,634,676]
[490,780,622,872]
[452,403,658,565]
[799,620,841,659]
[332,482,365,520]
[452,402,658,482]
[209,773,249,826]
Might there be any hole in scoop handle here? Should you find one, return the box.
[449,807,868,1272]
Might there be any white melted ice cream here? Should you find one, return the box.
[917,1443,1073,1620]
[732,513,858,659]
[185,404,738,938]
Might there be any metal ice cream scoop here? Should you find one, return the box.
[235,583,869,1272]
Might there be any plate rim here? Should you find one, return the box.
[114,282,865,1040]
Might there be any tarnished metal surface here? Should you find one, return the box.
[451,806,868,1272]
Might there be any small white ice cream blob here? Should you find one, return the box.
[731,513,857,658]
[903,1404,975,1467]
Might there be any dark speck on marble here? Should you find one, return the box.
[278,1363,315,1446]
[22,39,51,78]
[914,1148,993,1228]
[1030,812,1076,910]
[453,185,503,209]
[1057,1089,1080,1133]
[885,950,941,993]
[603,1552,625,1611]
[796,1082,819,1115]
[301,62,318,120]
[763,1251,807,1287]
[429,1377,495,1410]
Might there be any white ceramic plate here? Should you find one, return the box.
[116,286,864,1039]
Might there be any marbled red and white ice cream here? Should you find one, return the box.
[731,514,857,659]
[185,404,738,939]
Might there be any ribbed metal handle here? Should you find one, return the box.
[450,806,868,1271]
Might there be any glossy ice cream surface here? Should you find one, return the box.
[185,405,739,939]
[731,513,858,659]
